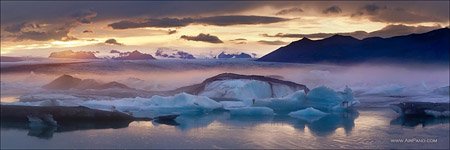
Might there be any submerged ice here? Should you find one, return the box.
[288,107,328,122]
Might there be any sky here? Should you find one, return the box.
[1,1,449,57]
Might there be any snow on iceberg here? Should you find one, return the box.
[229,107,275,116]
[305,86,359,111]
[288,107,328,122]
[199,79,272,100]
[199,79,298,100]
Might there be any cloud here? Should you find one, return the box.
[180,33,223,43]
[108,15,289,29]
[4,22,43,33]
[351,4,443,24]
[260,24,442,39]
[168,29,177,34]
[71,10,97,24]
[2,1,448,26]
[110,50,121,54]
[362,4,386,15]
[261,33,334,39]
[257,40,288,45]
[9,22,78,41]
[322,6,342,14]
[275,7,303,15]
[109,18,193,29]
[83,30,94,33]
[230,38,247,41]
[104,39,124,45]
[366,24,442,38]
[2,10,96,41]
[230,38,247,44]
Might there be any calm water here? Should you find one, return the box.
[1,108,449,149]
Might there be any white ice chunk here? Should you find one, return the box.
[288,107,328,122]
[229,107,275,116]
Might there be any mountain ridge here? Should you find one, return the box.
[258,28,450,64]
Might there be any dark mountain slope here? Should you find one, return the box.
[258,28,450,64]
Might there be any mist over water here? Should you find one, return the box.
[1,60,448,105]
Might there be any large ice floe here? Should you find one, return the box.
[81,93,222,117]
[9,93,222,118]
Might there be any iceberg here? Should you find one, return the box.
[424,110,450,118]
[288,107,328,122]
[199,79,304,101]
[304,86,359,111]
[199,79,273,100]
[82,93,222,117]
[229,107,275,116]
[256,90,306,112]
[219,101,249,110]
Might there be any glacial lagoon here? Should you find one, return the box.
[1,108,449,149]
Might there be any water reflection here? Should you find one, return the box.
[1,110,360,139]
[1,120,133,139]
[173,109,359,137]
[390,116,450,127]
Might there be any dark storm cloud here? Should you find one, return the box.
[351,4,444,24]
[257,40,288,45]
[71,9,97,24]
[104,39,124,45]
[109,18,194,29]
[2,9,97,41]
[108,15,289,29]
[4,23,27,33]
[322,6,342,14]
[362,4,386,15]
[1,1,448,26]
[1,1,273,25]
[196,15,289,26]
[180,33,223,43]
[4,22,42,33]
[261,24,443,39]
[275,7,304,15]
[9,22,78,41]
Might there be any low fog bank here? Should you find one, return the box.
[1,59,448,105]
